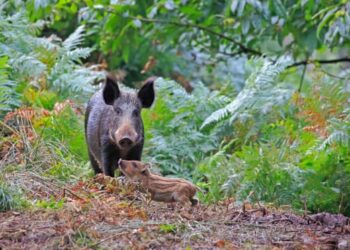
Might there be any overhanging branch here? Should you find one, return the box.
[288,57,350,68]
[107,9,262,56]
[106,9,350,67]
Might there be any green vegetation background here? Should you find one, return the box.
[1,0,350,215]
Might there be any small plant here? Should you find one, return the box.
[35,196,65,210]
[72,230,96,248]
[159,223,189,234]
[159,223,177,234]
[0,179,26,211]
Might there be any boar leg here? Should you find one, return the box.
[125,144,143,160]
[101,144,118,177]
[88,150,102,174]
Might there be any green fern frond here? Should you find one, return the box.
[65,48,93,62]
[62,25,85,50]
[319,131,349,150]
[10,53,46,78]
[0,11,102,109]
[33,0,52,10]
[201,56,293,129]
[0,56,19,116]
[318,117,350,150]
[144,78,229,177]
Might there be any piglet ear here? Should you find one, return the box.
[138,77,156,108]
[141,168,150,176]
[103,75,120,105]
[141,163,151,176]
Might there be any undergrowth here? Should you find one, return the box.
[0,5,350,216]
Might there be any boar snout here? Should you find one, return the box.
[114,124,138,149]
[119,136,133,147]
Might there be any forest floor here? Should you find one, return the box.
[0,172,349,250]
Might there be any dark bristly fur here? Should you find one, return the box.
[119,159,199,206]
[85,75,156,177]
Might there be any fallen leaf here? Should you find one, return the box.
[214,239,225,248]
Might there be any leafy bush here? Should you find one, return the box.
[202,57,294,128]
[142,78,229,177]
[0,9,103,117]
[0,56,19,116]
[34,106,88,162]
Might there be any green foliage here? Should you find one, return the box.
[318,116,350,151]
[72,230,97,248]
[0,179,26,211]
[34,107,88,162]
[159,223,177,234]
[23,89,59,110]
[195,149,233,203]
[0,8,103,117]
[142,78,229,177]
[35,196,65,209]
[0,56,19,115]
[25,0,350,85]
[202,56,293,129]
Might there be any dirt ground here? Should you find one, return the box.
[1,173,349,250]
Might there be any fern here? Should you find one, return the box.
[143,78,230,177]
[318,117,350,150]
[62,25,86,50]
[0,56,19,116]
[0,10,102,110]
[201,56,293,129]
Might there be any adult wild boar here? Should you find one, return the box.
[85,75,156,177]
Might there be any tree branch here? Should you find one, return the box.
[106,9,350,67]
[288,57,350,68]
[107,10,262,56]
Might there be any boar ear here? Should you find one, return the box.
[138,77,156,108]
[103,75,120,105]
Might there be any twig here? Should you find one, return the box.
[63,188,85,201]
[303,197,308,217]
[288,57,350,68]
[0,119,20,137]
[28,172,85,201]
[298,62,307,92]
[231,211,243,222]
[339,193,344,214]
[242,191,255,213]
[89,232,128,248]
[247,207,267,216]
[270,218,295,224]
[320,67,350,80]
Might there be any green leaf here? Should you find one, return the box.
[316,7,337,39]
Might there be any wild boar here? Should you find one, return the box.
[85,75,156,177]
[118,159,199,206]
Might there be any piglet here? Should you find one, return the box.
[118,159,199,206]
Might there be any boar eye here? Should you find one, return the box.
[132,109,140,117]
[115,107,122,115]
